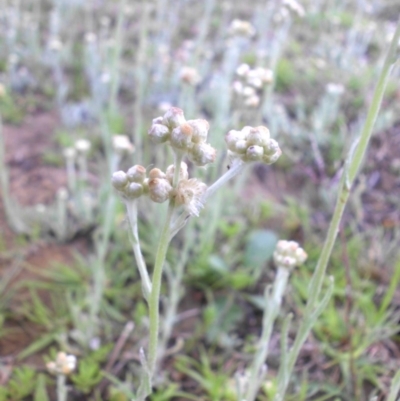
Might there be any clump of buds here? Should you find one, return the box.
[46,352,77,376]
[112,161,208,215]
[180,66,201,86]
[273,240,307,269]
[75,139,91,155]
[282,0,305,18]
[233,64,273,108]
[225,125,281,164]
[228,19,256,37]
[112,165,147,200]
[112,135,135,155]
[148,108,216,167]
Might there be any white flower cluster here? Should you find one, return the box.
[225,126,281,164]
[112,162,207,216]
[112,135,135,155]
[233,64,274,108]
[228,19,256,37]
[180,66,201,86]
[46,352,77,376]
[273,240,307,269]
[148,107,216,167]
[282,0,305,18]
[63,138,92,160]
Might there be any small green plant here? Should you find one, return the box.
[112,108,282,399]
[175,352,236,401]
[71,358,103,394]
[5,366,37,400]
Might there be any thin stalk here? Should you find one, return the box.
[275,18,400,400]
[126,200,152,300]
[246,267,290,401]
[307,17,400,311]
[0,116,27,233]
[147,152,182,377]
[109,0,126,115]
[57,374,67,401]
[132,3,151,156]
[147,202,174,376]
[160,225,193,356]
[388,370,400,401]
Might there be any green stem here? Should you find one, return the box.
[275,17,400,400]
[388,370,400,401]
[0,116,27,233]
[246,267,290,401]
[109,0,126,115]
[57,374,67,401]
[147,152,182,377]
[307,17,400,312]
[126,200,152,300]
[147,202,174,377]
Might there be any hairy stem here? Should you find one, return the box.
[126,200,152,300]
[147,152,182,377]
[246,267,290,401]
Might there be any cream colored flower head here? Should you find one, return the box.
[112,135,135,155]
[75,139,91,155]
[148,108,216,166]
[173,178,207,217]
[273,240,307,269]
[229,19,256,37]
[225,125,281,164]
[112,165,147,200]
[46,352,77,376]
[180,66,201,86]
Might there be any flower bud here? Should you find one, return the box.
[232,80,244,94]
[127,165,147,183]
[235,139,248,154]
[148,168,166,179]
[189,143,217,166]
[247,126,270,147]
[225,130,245,152]
[236,63,250,77]
[242,86,256,97]
[170,123,193,150]
[180,67,201,86]
[229,19,256,37]
[148,178,172,203]
[262,147,282,164]
[148,123,170,144]
[162,107,186,129]
[187,119,209,143]
[273,240,307,269]
[166,162,189,184]
[75,139,91,154]
[124,182,143,199]
[241,126,253,138]
[152,116,164,125]
[244,95,260,107]
[257,68,273,85]
[112,171,129,190]
[246,145,264,161]
[63,147,76,159]
[113,135,134,154]
[46,352,77,376]
[263,138,280,156]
